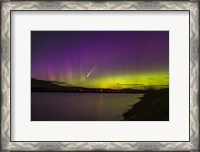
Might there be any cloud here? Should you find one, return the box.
[147,76,169,80]
[116,83,144,86]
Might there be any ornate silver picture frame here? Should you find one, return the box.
[1,1,199,151]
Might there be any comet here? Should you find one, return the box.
[86,66,97,78]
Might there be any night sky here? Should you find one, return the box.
[31,31,169,89]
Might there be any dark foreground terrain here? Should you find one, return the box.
[123,88,169,121]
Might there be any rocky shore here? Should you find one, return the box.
[123,88,169,121]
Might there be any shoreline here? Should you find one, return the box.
[123,88,169,121]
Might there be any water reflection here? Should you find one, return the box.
[31,93,143,121]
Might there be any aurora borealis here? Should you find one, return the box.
[31,31,169,90]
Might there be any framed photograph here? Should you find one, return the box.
[1,0,199,151]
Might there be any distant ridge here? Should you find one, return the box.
[31,78,83,92]
[31,78,147,93]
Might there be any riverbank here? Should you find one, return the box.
[123,88,169,121]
